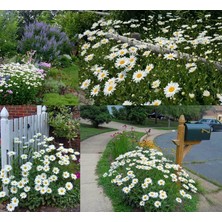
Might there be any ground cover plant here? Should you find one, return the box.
[0,134,80,212]
[79,11,222,105]
[97,130,199,212]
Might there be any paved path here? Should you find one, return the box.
[80,120,169,212]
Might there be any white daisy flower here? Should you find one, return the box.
[154,201,161,208]
[103,83,117,96]
[164,82,181,98]
[91,85,100,96]
[58,187,66,195]
[6,203,15,212]
[80,79,91,90]
[65,182,73,190]
[132,70,146,83]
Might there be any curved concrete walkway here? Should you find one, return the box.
[80,120,170,212]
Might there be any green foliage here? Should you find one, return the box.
[112,106,152,124]
[80,105,112,128]
[53,54,73,68]
[157,106,211,121]
[54,11,100,41]
[43,78,66,94]
[110,130,142,159]
[48,106,80,140]
[0,11,18,58]
[111,107,128,120]
[43,93,79,106]
[46,64,79,90]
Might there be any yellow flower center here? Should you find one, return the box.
[136,73,143,78]
[108,86,114,92]
[101,73,105,78]
[119,60,125,65]
[168,86,175,92]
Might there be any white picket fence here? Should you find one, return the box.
[0,106,49,169]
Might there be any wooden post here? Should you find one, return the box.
[172,115,201,168]
[176,115,186,166]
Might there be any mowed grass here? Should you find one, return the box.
[112,118,178,129]
[80,123,117,141]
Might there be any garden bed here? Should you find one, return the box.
[97,131,199,212]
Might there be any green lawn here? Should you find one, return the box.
[80,123,117,141]
[112,118,178,129]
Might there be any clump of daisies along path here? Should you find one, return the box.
[79,12,222,105]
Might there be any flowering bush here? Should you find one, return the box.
[79,12,222,105]
[103,147,198,211]
[0,63,45,104]
[19,21,71,62]
[0,135,80,211]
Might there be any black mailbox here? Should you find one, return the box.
[184,123,211,141]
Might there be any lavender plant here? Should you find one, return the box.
[19,22,71,62]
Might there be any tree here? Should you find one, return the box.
[157,106,211,121]
[80,106,112,128]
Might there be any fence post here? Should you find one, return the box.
[37,105,42,115]
[42,106,49,137]
[1,107,10,170]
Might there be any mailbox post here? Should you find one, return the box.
[172,115,211,167]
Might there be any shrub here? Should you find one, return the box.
[48,106,80,142]
[19,21,71,62]
[43,78,66,94]
[0,11,18,58]
[103,147,198,212]
[0,135,80,211]
[0,63,45,105]
[54,11,100,42]
[80,105,112,128]
[43,93,79,105]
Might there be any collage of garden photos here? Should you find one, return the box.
[0,2,222,221]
